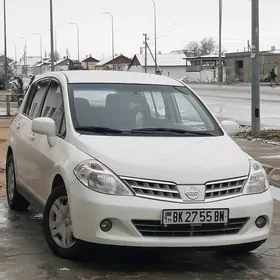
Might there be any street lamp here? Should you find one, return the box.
[49,0,55,71]
[9,40,17,62]
[69,22,80,62]
[218,0,223,82]
[20,37,27,75]
[3,0,8,90]
[33,33,43,74]
[47,28,57,54]
[101,12,115,71]
[149,0,157,74]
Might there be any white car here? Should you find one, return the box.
[6,71,273,259]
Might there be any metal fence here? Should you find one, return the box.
[0,94,24,116]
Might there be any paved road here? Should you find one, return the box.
[0,191,279,280]
[190,84,280,129]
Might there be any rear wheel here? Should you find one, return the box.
[43,186,81,259]
[6,154,30,211]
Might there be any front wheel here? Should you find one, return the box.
[43,186,81,259]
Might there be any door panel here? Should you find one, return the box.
[29,80,66,203]
[14,79,50,198]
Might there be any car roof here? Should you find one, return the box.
[36,70,183,86]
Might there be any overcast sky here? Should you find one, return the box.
[0,0,279,61]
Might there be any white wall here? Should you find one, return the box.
[184,72,200,81]
[55,65,69,71]
[129,65,186,79]
[184,67,227,82]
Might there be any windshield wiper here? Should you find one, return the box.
[130,128,214,136]
[75,126,123,134]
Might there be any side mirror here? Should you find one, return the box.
[221,120,240,136]
[32,117,56,147]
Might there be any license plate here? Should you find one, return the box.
[162,209,229,225]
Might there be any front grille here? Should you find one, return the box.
[132,218,249,237]
[122,177,181,202]
[205,177,247,199]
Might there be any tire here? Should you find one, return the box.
[6,154,30,211]
[43,186,81,260]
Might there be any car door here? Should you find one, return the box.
[29,79,67,204]
[13,78,51,194]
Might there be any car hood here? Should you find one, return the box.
[76,135,250,184]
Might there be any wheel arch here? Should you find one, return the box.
[52,174,66,191]
[6,146,13,160]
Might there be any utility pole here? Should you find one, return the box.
[20,37,27,75]
[218,0,223,82]
[3,0,8,90]
[50,0,55,71]
[143,33,148,73]
[251,0,260,137]
[33,33,43,74]
[146,43,161,75]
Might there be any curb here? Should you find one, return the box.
[262,164,280,188]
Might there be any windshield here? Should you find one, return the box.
[68,83,223,137]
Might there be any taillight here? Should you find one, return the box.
[11,110,19,124]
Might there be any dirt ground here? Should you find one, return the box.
[0,118,10,197]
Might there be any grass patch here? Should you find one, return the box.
[236,129,280,142]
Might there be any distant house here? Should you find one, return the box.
[0,55,13,65]
[54,58,71,71]
[95,54,132,71]
[29,59,52,74]
[128,53,187,79]
[225,48,280,82]
[17,56,41,75]
[81,56,100,70]
[184,54,226,83]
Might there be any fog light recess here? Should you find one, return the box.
[100,219,112,232]
[255,216,267,228]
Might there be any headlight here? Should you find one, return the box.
[73,159,133,196]
[243,159,269,195]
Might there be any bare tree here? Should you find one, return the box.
[184,37,226,57]
[200,37,218,55]
[49,51,60,61]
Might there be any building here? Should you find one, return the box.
[29,59,52,75]
[0,55,13,66]
[183,54,226,82]
[225,49,280,82]
[17,56,41,75]
[95,54,132,71]
[128,53,187,79]
[81,56,100,70]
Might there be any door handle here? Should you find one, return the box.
[16,123,20,129]
[29,133,36,141]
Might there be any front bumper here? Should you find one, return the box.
[68,180,273,248]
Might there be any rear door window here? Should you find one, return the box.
[24,79,50,119]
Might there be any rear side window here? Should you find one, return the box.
[24,79,50,119]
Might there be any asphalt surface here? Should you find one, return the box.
[191,84,280,129]
[0,191,279,280]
